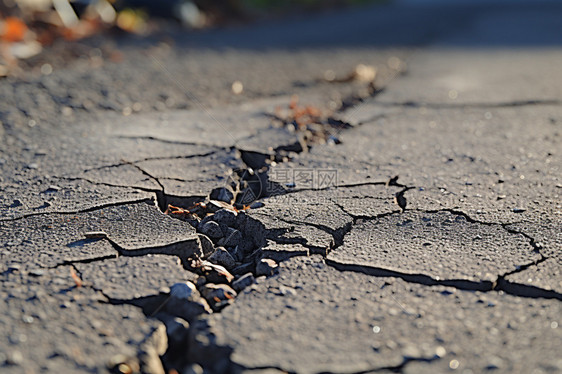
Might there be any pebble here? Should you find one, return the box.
[197,234,215,257]
[165,284,213,318]
[213,208,237,226]
[227,245,243,262]
[170,282,197,300]
[232,273,255,293]
[217,228,242,247]
[209,187,234,204]
[256,258,278,277]
[208,247,236,269]
[201,283,237,301]
[199,221,223,241]
[200,283,237,311]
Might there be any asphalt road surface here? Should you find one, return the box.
[1,1,561,373]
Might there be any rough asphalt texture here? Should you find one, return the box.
[1,1,561,373]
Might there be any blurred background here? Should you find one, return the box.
[0,0,378,76]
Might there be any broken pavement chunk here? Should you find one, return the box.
[256,258,279,277]
[199,221,223,241]
[200,283,237,311]
[328,211,539,284]
[209,186,235,204]
[164,281,213,320]
[76,255,196,300]
[217,227,242,247]
[232,273,255,293]
[198,234,215,258]
[212,208,237,226]
[189,259,234,284]
[208,247,236,269]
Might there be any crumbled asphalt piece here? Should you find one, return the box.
[212,208,237,226]
[217,227,243,248]
[208,247,236,269]
[199,221,224,241]
[170,281,198,300]
[227,245,244,262]
[76,254,196,300]
[200,283,237,311]
[231,262,255,276]
[256,258,279,277]
[209,186,235,204]
[232,273,255,293]
[328,211,537,284]
[162,283,212,321]
[197,234,215,258]
[190,260,234,284]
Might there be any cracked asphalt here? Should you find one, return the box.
[1,1,561,373]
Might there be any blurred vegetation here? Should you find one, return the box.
[0,0,383,76]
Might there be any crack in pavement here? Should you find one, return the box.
[373,98,562,109]
[7,59,558,373]
[54,176,162,193]
[325,203,561,300]
[51,252,119,269]
[0,197,155,222]
[80,150,220,173]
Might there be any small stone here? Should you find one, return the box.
[198,262,234,284]
[208,247,236,269]
[231,262,255,276]
[235,210,248,228]
[256,258,278,277]
[200,283,237,311]
[199,221,223,241]
[26,163,38,170]
[45,185,61,192]
[198,234,214,257]
[209,187,235,204]
[10,199,22,208]
[512,208,526,213]
[227,245,243,262]
[165,285,212,319]
[201,283,237,300]
[232,273,255,292]
[213,209,237,226]
[217,228,242,248]
[170,282,197,300]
